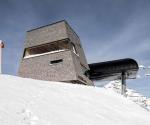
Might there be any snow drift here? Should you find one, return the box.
[0,74,150,125]
[104,81,150,111]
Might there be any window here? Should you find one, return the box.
[23,40,69,58]
[50,59,63,65]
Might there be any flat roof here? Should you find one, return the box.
[27,20,66,32]
[88,58,139,80]
[26,20,80,39]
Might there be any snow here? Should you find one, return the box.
[0,75,150,125]
[139,65,145,69]
[145,74,150,76]
[104,81,150,111]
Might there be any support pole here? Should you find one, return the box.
[0,40,4,74]
[121,72,126,96]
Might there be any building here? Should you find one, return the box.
[18,20,93,85]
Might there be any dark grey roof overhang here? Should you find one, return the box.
[88,58,139,81]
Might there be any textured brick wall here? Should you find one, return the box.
[25,21,68,48]
[19,20,93,85]
[71,52,93,85]
[19,51,77,82]
[65,22,89,69]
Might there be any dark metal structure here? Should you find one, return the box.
[88,58,139,96]
[88,58,138,80]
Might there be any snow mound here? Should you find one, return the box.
[104,81,150,111]
[0,74,150,125]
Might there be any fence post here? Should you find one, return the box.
[121,72,126,96]
[0,40,4,74]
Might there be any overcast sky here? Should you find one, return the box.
[0,0,150,97]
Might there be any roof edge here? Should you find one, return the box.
[27,20,67,32]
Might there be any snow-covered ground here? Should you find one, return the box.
[0,74,150,125]
[104,81,150,111]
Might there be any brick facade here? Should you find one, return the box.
[18,20,93,85]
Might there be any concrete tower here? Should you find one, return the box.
[18,20,93,85]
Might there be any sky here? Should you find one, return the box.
[0,0,150,97]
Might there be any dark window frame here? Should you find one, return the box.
[50,59,63,65]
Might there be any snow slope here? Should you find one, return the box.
[104,81,150,111]
[0,75,150,125]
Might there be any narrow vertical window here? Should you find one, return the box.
[71,43,77,54]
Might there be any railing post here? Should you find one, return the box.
[121,72,126,96]
[0,40,4,74]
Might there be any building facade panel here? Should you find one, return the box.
[71,52,93,85]
[19,20,93,85]
[19,51,77,81]
[65,22,89,69]
[25,21,68,48]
